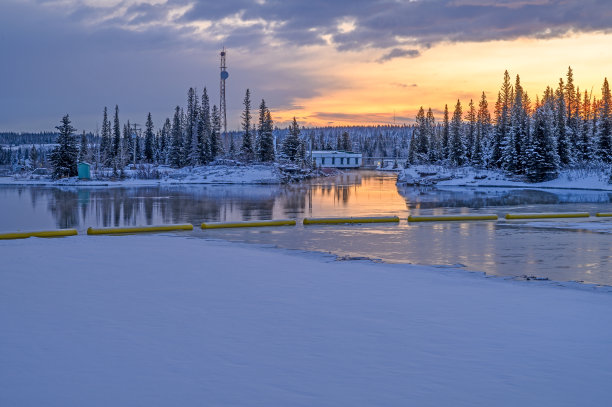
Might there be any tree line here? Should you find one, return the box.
[406,67,612,181]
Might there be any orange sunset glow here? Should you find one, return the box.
[269,32,612,127]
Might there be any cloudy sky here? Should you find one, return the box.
[1,0,611,132]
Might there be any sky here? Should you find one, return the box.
[1,0,611,132]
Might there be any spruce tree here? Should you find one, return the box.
[162,118,171,164]
[426,108,437,162]
[503,75,528,173]
[144,113,154,163]
[415,106,428,161]
[283,117,301,161]
[597,78,612,162]
[341,131,351,151]
[79,131,88,162]
[577,90,593,162]
[449,99,465,166]
[555,78,572,165]
[49,114,78,179]
[565,67,579,152]
[492,71,512,168]
[240,89,254,160]
[465,100,476,163]
[199,88,211,163]
[100,107,111,166]
[112,105,121,160]
[169,106,183,167]
[525,105,559,182]
[210,105,222,161]
[475,92,490,167]
[259,107,275,162]
[441,104,449,160]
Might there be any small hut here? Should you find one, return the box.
[77,162,91,180]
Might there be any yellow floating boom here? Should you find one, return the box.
[202,219,296,229]
[87,224,193,235]
[0,229,78,240]
[505,212,590,220]
[595,213,612,217]
[408,214,498,222]
[303,216,400,225]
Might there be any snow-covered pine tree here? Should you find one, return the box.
[341,131,351,151]
[426,108,437,162]
[407,131,417,166]
[112,105,121,161]
[160,118,171,165]
[474,92,490,167]
[183,88,196,165]
[210,105,222,161]
[596,78,612,163]
[199,88,211,163]
[565,67,579,152]
[415,107,428,162]
[49,114,78,179]
[79,131,88,163]
[169,106,183,167]
[555,78,572,166]
[448,100,465,166]
[441,104,449,160]
[144,113,154,163]
[576,90,593,162]
[503,75,528,173]
[240,89,254,161]
[100,107,112,166]
[465,100,476,163]
[525,105,559,182]
[283,117,301,161]
[261,108,275,162]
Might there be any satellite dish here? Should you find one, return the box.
[221,70,229,80]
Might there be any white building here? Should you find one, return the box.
[311,151,362,168]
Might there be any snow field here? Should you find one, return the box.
[1,235,611,406]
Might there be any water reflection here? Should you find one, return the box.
[2,171,612,285]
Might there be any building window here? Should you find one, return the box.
[356,157,359,165]
[332,157,335,165]
[322,157,325,165]
[340,157,344,165]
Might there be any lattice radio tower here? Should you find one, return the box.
[219,47,229,139]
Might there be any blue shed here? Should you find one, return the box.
[78,162,91,180]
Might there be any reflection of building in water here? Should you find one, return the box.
[311,151,362,168]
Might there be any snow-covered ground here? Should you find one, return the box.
[399,165,612,191]
[0,164,284,186]
[1,235,611,406]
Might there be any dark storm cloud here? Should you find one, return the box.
[180,0,612,52]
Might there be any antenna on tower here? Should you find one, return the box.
[219,47,229,148]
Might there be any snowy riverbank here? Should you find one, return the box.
[0,163,332,186]
[398,165,612,191]
[1,234,611,406]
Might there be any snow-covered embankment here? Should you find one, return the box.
[1,235,611,406]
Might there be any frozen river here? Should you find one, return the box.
[1,171,611,285]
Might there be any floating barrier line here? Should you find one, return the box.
[87,224,193,235]
[408,214,498,222]
[303,216,400,225]
[0,229,78,240]
[595,213,612,217]
[504,212,590,220]
[202,220,296,229]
